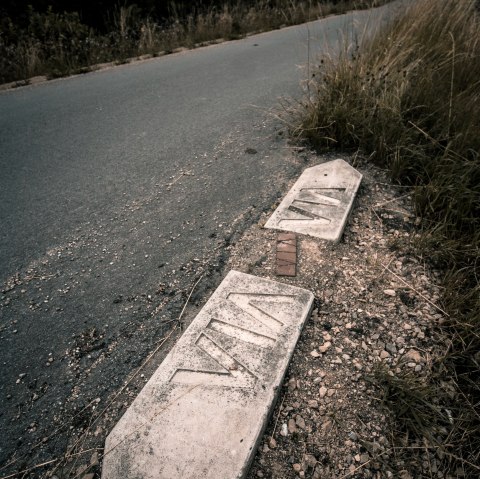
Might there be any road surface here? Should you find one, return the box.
[0,4,397,476]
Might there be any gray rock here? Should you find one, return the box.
[348,431,358,441]
[386,343,397,355]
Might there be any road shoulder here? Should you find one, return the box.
[224,154,443,479]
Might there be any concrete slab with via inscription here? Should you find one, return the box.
[102,271,313,479]
[265,159,362,242]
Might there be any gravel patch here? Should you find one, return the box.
[225,155,445,479]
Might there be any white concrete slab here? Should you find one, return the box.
[265,159,362,242]
[102,271,313,479]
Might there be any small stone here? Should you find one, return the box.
[319,341,331,353]
[280,423,288,437]
[371,441,382,453]
[310,350,321,358]
[268,437,277,449]
[384,289,396,297]
[379,435,389,446]
[82,475,94,479]
[353,360,362,370]
[288,377,297,391]
[293,463,302,472]
[405,349,423,363]
[305,454,317,467]
[288,418,297,434]
[257,471,264,478]
[90,452,99,467]
[360,454,369,463]
[296,415,306,429]
[348,431,358,441]
[307,399,319,409]
[380,350,390,359]
[327,388,336,397]
[386,343,397,355]
[319,386,328,398]
[321,420,333,433]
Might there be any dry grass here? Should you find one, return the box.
[0,1,390,84]
[292,0,480,476]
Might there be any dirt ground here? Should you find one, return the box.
[224,154,446,479]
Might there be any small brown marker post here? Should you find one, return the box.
[276,232,297,277]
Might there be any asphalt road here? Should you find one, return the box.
[0,4,398,477]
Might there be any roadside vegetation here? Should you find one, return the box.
[0,0,390,85]
[293,0,480,475]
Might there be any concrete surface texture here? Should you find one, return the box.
[102,270,313,479]
[264,159,362,242]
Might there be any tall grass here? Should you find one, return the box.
[294,0,480,475]
[0,1,389,84]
